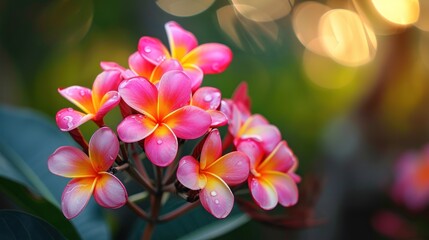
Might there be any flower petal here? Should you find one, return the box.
[92,70,122,107]
[158,71,192,118]
[56,108,94,131]
[117,114,157,143]
[93,172,127,208]
[238,116,281,153]
[200,173,234,219]
[118,77,158,118]
[259,141,295,173]
[100,61,126,72]
[231,82,251,116]
[149,59,183,84]
[48,146,96,178]
[264,171,298,207]
[236,139,264,170]
[206,151,249,186]
[208,110,228,127]
[248,176,278,210]
[94,91,120,120]
[58,86,94,114]
[164,106,211,140]
[182,43,232,74]
[177,156,206,190]
[144,124,178,167]
[138,36,170,65]
[128,52,155,79]
[192,87,222,110]
[88,127,119,172]
[200,129,223,169]
[165,21,198,60]
[61,177,96,219]
[183,64,203,91]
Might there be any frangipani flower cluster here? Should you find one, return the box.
[48,21,300,236]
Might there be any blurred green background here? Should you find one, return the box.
[1,0,429,239]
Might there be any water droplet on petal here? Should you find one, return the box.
[214,199,220,205]
[63,116,74,129]
[144,46,152,53]
[79,90,86,96]
[204,95,213,102]
[210,191,217,197]
[212,63,220,72]
[156,56,166,63]
[157,140,163,145]
[67,108,73,112]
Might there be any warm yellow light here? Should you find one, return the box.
[415,0,429,31]
[371,0,420,25]
[231,0,294,22]
[319,9,377,66]
[292,1,331,56]
[156,0,215,17]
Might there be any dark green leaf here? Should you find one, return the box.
[0,210,66,240]
[0,106,110,240]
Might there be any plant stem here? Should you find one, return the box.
[126,166,156,195]
[126,200,151,222]
[68,128,88,152]
[158,201,200,223]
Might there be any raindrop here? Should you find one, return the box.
[67,107,73,112]
[214,199,220,204]
[156,56,166,63]
[144,46,152,53]
[79,90,86,96]
[210,191,217,197]
[157,140,163,145]
[211,63,220,72]
[204,95,213,102]
[63,116,74,129]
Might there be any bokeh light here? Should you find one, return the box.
[415,0,429,31]
[231,0,294,22]
[156,0,215,17]
[371,0,420,26]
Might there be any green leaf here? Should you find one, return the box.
[128,195,249,240]
[0,106,110,240]
[0,210,66,239]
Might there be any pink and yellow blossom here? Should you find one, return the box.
[192,87,228,127]
[117,70,211,167]
[137,21,233,91]
[48,127,127,219]
[177,129,250,218]
[238,140,299,210]
[56,69,122,131]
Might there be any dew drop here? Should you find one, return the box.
[63,116,74,129]
[131,116,136,119]
[144,46,152,53]
[212,63,220,72]
[210,191,217,197]
[67,107,73,112]
[156,56,166,63]
[79,90,86,96]
[214,199,220,205]
[157,140,163,145]
[204,95,213,102]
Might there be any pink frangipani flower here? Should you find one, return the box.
[177,129,250,218]
[117,70,211,167]
[192,87,228,127]
[48,127,127,219]
[238,140,299,210]
[138,21,233,91]
[56,70,122,131]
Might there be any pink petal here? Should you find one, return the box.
[183,64,203,92]
[238,117,281,153]
[248,176,278,210]
[144,124,178,167]
[58,86,94,114]
[100,61,126,72]
[128,52,155,79]
[259,141,295,173]
[118,77,158,118]
[236,140,264,170]
[88,127,119,172]
[56,108,94,131]
[182,43,233,74]
[149,59,183,84]
[200,173,234,219]
[264,172,298,207]
[93,172,127,208]
[206,151,249,186]
[138,36,170,65]
[92,70,122,106]
[200,129,223,169]
[208,110,228,127]
[164,106,211,140]
[122,69,138,79]
[61,177,96,219]
[165,21,198,60]
[177,156,205,190]
[158,71,192,119]
[117,114,157,143]
[48,146,96,178]
[94,91,120,119]
[192,87,222,110]
[231,82,251,115]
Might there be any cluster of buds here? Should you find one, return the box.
[48,22,300,226]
